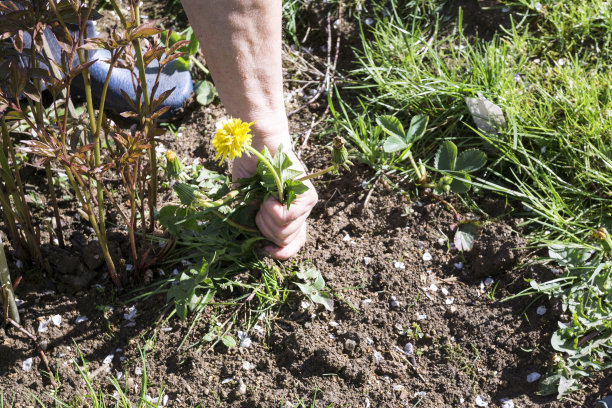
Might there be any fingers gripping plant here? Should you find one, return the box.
[0,0,187,286]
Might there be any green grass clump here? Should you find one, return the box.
[333,0,612,398]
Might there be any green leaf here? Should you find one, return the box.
[194,80,216,106]
[455,149,487,172]
[382,135,409,153]
[405,114,428,144]
[536,374,559,396]
[454,221,480,251]
[222,335,236,348]
[434,141,457,171]
[376,115,405,139]
[551,331,576,354]
[450,173,471,193]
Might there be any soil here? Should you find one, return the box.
[1,1,611,407]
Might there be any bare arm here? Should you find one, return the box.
[180,0,317,259]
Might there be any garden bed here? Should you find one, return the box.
[1,0,610,406]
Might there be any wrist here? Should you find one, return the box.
[241,111,292,153]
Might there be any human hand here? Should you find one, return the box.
[233,147,318,260]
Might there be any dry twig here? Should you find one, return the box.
[7,318,57,387]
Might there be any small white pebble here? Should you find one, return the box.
[116,371,123,380]
[365,337,374,345]
[342,233,352,242]
[362,299,372,304]
[51,315,62,327]
[75,316,89,324]
[161,327,172,332]
[22,358,33,372]
[16,259,24,269]
[242,361,253,370]
[329,321,339,327]
[300,301,310,309]
[103,354,114,365]
[253,324,265,335]
[135,367,142,376]
[373,351,383,362]
[445,297,455,305]
[392,385,404,391]
[453,262,464,269]
[38,319,49,333]
[363,256,372,265]
[403,343,414,355]
[394,261,405,270]
[417,313,427,320]
[437,238,446,245]
[15,299,24,307]
[440,287,449,296]
[500,398,515,408]
[364,17,374,25]
[125,264,133,271]
[238,331,252,348]
[414,391,426,397]
[536,306,547,315]
[221,377,235,385]
[429,284,438,292]
[123,306,137,321]
[527,372,541,383]
[484,277,494,286]
[475,395,488,407]
[422,252,432,262]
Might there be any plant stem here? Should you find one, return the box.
[190,55,209,74]
[296,165,335,182]
[0,234,20,324]
[245,146,284,203]
[44,163,65,247]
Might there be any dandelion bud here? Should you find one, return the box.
[165,150,181,178]
[593,227,612,254]
[331,137,350,170]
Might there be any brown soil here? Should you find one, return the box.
[1,1,611,407]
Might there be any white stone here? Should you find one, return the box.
[103,354,114,365]
[500,398,514,408]
[22,358,33,372]
[422,252,432,261]
[300,301,310,309]
[365,17,374,25]
[394,261,405,270]
[123,306,137,321]
[51,315,62,327]
[527,372,541,383]
[38,319,49,333]
[484,277,494,286]
[417,313,427,320]
[363,256,372,265]
[429,284,438,292]
[75,316,89,324]
[475,395,488,407]
[242,361,253,370]
[536,306,546,315]
[238,331,252,348]
[445,297,455,305]
[454,262,464,269]
[441,287,449,296]
[329,321,339,327]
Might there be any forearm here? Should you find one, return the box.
[180,0,290,152]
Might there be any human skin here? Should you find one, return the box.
[180,0,318,259]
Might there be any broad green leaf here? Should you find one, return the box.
[405,114,428,143]
[454,221,479,251]
[455,149,487,172]
[310,292,334,312]
[376,115,405,139]
[434,141,457,171]
[194,80,216,106]
[222,335,236,348]
[382,135,409,153]
[536,374,559,396]
[551,331,576,354]
[450,173,471,193]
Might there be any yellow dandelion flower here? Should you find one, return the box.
[212,118,255,163]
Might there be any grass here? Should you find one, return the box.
[331,0,612,398]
